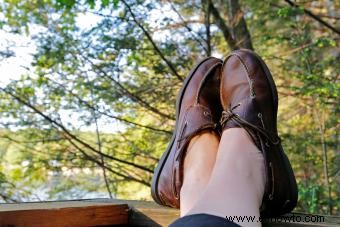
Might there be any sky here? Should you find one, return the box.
[0,12,102,87]
[0,30,35,86]
[0,5,207,133]
[0,6,184,133]
[0,4,200,86]
[0,12,127,133]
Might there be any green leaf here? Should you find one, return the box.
[101,0,110,7]
[113,0,119,9]
[56,0,76,9]
[86,0,95,9]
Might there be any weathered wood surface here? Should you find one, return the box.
[0,199,339,226]
[0,200,129,226]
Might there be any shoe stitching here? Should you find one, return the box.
[230,52,256,98]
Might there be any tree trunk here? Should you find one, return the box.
[225,0,253,50]
[203,0,212,56]
[210,0,253,50]
[316,109,332,214]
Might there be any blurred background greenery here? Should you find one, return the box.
[0,0,338,215]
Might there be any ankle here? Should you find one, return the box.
[187,130,220,151]
[217,128,265,204]
[184,130,219,175]
[221,128,254,145]
[180,131,219,215]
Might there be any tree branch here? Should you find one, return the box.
[284,0,340,35]
[47,76,172,134]
[0,192,18,202]
[203,0,212,56]
[89,77,114,198]
[209,2,238,50]
[167,0,208,54]
[79,53,175,121]
[1,132,150,187]
[66,137,151,186]
[226,0,253,50]
[121,0,184,81]
[0,87,154,174]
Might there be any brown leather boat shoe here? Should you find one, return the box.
[220,49,298,216]
[151,57,223,208]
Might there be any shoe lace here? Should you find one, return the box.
[220,103,281,146]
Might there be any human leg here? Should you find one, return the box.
[151,57,223,208]
[185,128,265,227]
[180,131,219,216]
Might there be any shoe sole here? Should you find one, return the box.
[233,49,298,216]
[151,57,222,206]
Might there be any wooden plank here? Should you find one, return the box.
[124,200,340,227]
[124,200,180,226]
[0,199,339,227]
[0,200,129,227]
[0,199,126,211]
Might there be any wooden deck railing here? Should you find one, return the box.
[0,199,338,226]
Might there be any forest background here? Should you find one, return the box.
[0,0,338,216]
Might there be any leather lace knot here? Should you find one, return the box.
[220,104,241,126]
[219,103,281,146]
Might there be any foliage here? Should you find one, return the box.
[0,0,338,215]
